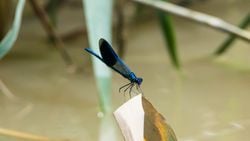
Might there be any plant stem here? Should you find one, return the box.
[0,127,68,141]
[133,0,250,42]
[29,0,74,67]
[115,0,126,58]
[0,79,17,100]
[214,13,250,55]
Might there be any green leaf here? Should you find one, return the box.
[83,0,113,114]
[214,13,250,55]
[0,0,26,60]
[158,11,180,69]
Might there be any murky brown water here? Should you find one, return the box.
[0,0,250,141]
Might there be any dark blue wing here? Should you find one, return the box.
[99,38,132,79]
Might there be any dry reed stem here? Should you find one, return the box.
[0,79,18,100]
[133,0,250,42]
[28,0,74,67]
[0,127,70,141]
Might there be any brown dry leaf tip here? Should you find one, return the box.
[142,97,177,141]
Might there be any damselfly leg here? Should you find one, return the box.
[119,82,131,93]
[136,84,143,95]
[129,83,135,97]
[119,82,141,98]
[123,83,133,93]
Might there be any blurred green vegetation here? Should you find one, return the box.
[0,0,25,59]
[215,13,250,55]
[158,7,180,69]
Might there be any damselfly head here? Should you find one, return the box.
[136,78,143,85]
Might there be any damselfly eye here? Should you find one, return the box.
[137,78,143,85]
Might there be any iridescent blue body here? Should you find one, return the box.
[85,38,143,93]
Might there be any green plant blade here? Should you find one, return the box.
[0,0,26,60]
[157,0,180,69]
[83,2,117,141]
[214,13,250,55]
[83,0,113,114]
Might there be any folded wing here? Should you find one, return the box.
[99,38,132,79]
